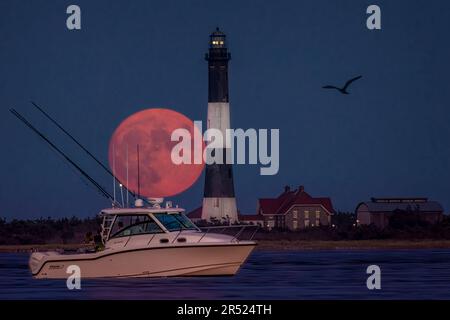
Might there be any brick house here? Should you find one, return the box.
[256,186,334,230]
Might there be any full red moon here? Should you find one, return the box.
[108,108,205,198]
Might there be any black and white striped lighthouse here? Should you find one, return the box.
[201,28,238,223]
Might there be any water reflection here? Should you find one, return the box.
[1,250,450,299]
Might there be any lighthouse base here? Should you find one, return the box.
[202,197,238,223]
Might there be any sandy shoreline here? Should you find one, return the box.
[2,240,450,253]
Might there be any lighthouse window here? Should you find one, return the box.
[211,40,224,46]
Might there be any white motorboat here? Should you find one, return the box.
[29,202,257,279]
[13,104,257,279]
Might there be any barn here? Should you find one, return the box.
[356,197,444,229]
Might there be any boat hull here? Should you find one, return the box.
[30,242,256,279]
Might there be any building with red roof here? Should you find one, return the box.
[187,185,334,230]
[187,206,203,221]
[257,185,334,230]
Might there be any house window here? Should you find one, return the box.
[304,210,310,219]
[276,216,285,229]
[293,210,298,219]
[293,220,298,230]
[315,210,320,226]
[214,198,219,208]
[304,219,310,228]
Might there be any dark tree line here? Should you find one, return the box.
[255,212,450,241]
[0,217,101,245]
[1,211,450,245]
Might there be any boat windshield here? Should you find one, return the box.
[153,213,198,231]
[110,214,164,239]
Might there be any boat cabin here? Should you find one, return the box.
[99,207,199,244]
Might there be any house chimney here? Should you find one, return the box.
[298,185,305,193]
[284,185,291,193]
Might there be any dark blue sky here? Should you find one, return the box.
[1,0,450,219]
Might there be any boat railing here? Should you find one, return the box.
[197,225,259,243]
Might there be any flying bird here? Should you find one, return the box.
[322,75,362,94]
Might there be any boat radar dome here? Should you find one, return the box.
[134,199,144,207]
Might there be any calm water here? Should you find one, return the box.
[1,249,450,299]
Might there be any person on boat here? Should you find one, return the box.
[93,230,104,251]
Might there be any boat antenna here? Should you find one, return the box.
[126,144,129,207]
[10,108,120,206]
[114,143,124,208]
[120,182,124,207]
[112,143,116,206]
[29,101,136,200]
[137,144,141,198]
